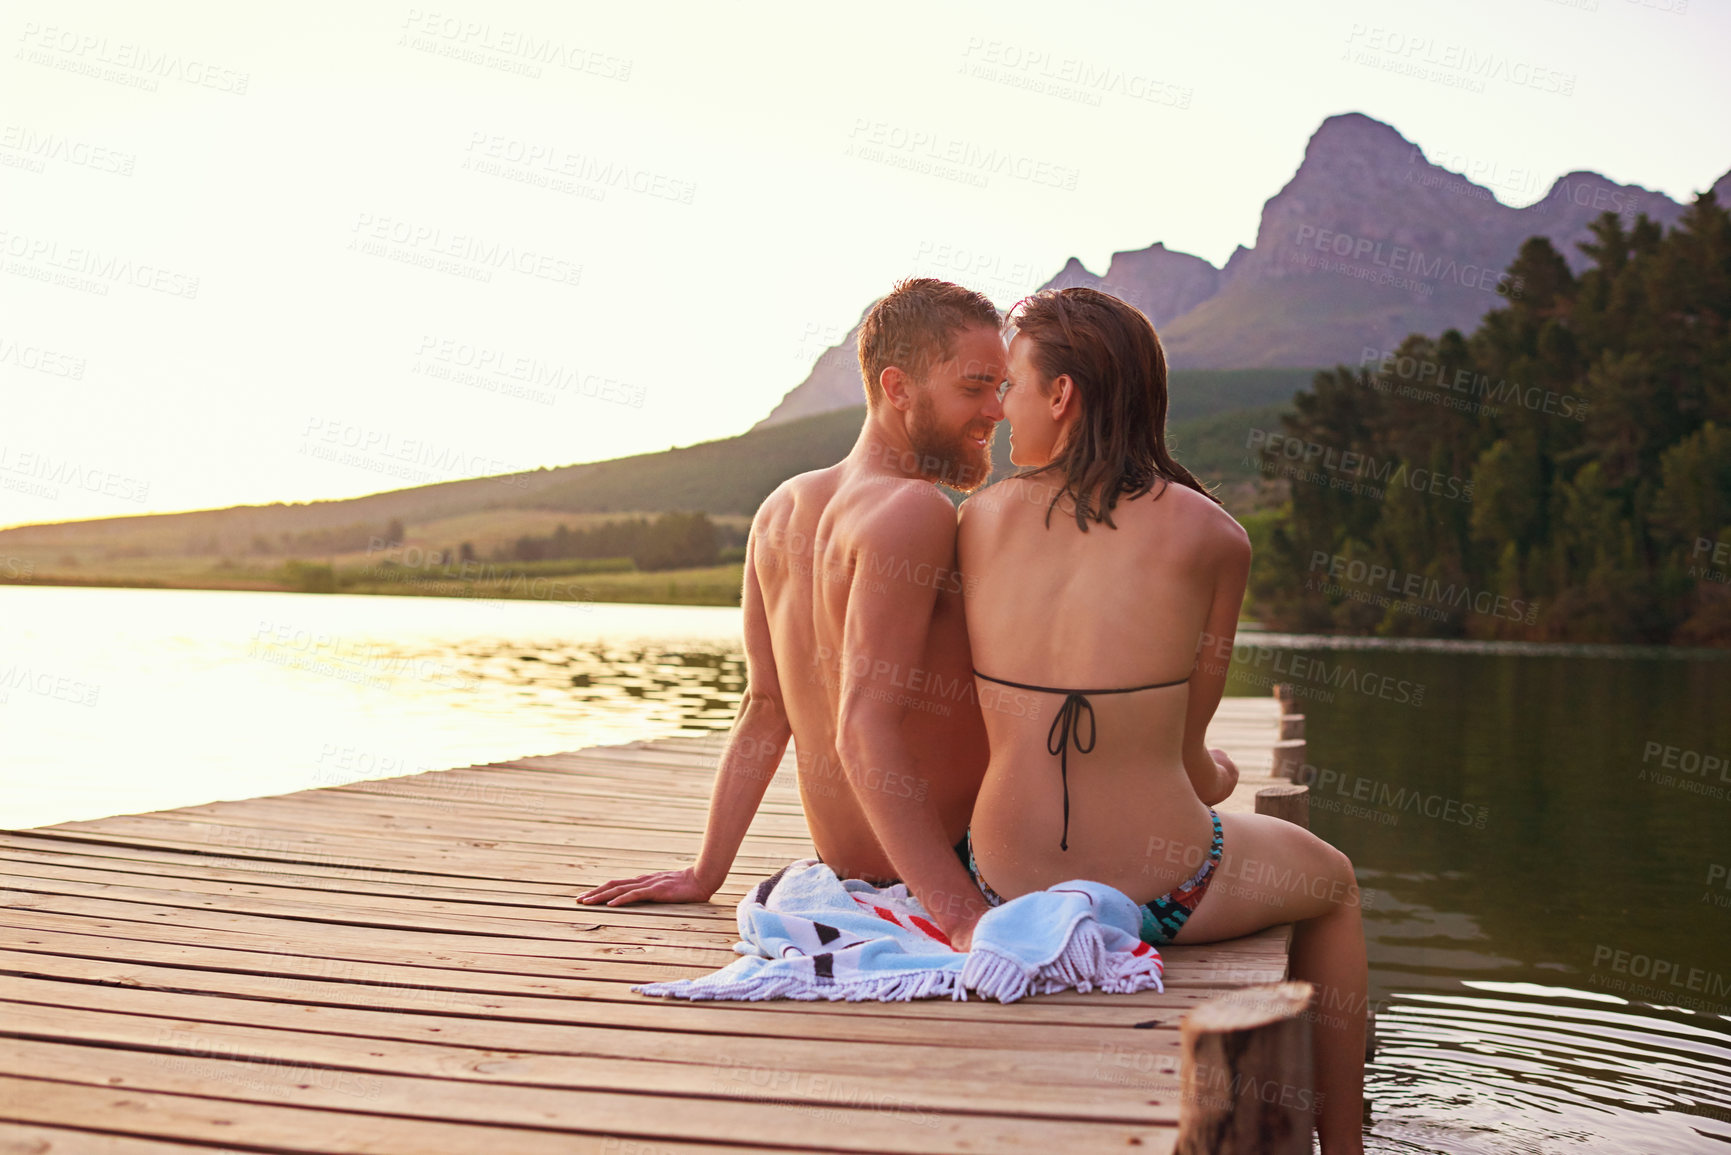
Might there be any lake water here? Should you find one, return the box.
[2,585,1728,1152]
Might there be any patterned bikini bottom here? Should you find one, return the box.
[965,808,1225,945]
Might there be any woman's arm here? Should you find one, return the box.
[1181,517,1253,806]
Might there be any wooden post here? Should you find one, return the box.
[1177,981,1317,1155]
[1255,783,1310,829]
[1272,683,1298,713]
[1271,738,1307,781]
[1278,713,1305,741]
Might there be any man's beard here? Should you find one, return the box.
[908,390,994,493]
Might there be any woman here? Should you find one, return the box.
[957,287,1366,1154]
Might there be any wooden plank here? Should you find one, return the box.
[0,948,1222,1046]
[0,1122,248,1154]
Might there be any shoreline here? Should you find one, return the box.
[0,567,745,607]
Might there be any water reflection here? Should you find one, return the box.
[448,642,746,732]
[0,586,748,829]
[1287,644,1731,1152]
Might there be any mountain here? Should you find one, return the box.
[756,112,1727,426]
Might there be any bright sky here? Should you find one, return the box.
[2,0,1725,528]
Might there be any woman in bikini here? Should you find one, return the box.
[957,287,1366,1154]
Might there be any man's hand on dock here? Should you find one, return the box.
[578,866,720,906]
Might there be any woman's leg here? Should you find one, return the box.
[1169,812,1367,1155]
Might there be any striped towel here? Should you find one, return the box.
[634,859,1163,1003]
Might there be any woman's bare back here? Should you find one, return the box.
[957,474,1249,905]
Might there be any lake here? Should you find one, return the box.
[2,584,1728,1152]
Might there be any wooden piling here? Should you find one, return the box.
[1176,981,1317,1155]
[1255,784,1310,830]
[1271,738,1307,781]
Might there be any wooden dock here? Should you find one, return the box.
[0,696,1299,1154]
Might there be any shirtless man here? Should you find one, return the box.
[578,278,1008,950]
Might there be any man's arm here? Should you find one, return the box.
[1182,518,1253,806]
[834,486,990,949]
[578,521,792,906]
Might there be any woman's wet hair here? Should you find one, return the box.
[1006,286,1222,529]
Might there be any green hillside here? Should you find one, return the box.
[0,366,1310,603]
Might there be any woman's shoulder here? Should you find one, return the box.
[959,473,1053,522]
[1128,479,1250,549]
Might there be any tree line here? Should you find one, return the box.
[1250,193,1730,645]
[501,512,741,572]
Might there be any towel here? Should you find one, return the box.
[633,859,1163,1003]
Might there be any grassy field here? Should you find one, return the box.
[0,553,746,607]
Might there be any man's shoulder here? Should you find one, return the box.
[826,475,955,563]
[754,466,839,526]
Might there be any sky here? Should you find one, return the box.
[2,0,1727,528]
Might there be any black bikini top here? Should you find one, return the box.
[972,669,1191,851]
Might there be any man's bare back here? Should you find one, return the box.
[579,289,1007,946]
[753,465,987,882]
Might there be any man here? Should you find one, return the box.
[578,278,1006,950]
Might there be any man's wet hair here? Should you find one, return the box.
[857,278,1000,408]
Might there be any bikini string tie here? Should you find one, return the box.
[1047,691,1096,852]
